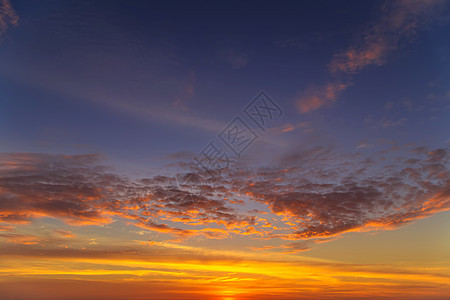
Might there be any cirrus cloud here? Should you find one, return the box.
[296,0,446,113]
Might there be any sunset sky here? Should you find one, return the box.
[1,0,450,299]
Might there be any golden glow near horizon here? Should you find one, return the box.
[1,211,450,299]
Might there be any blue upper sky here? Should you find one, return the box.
[1,0,449,170]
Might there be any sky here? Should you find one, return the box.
[0,0,450,299]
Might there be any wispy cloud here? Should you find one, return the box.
[296,0,446,113]
[0,0,18,39]
[1,239,449,299]
[296,81,350,113]
[329,0,446,74]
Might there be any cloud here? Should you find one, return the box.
[0,29,225,133]
[384,101,395,111]
[0,145,448,242]
[267,122,310,135]
[378,117,407,128]
[0,153,113,225]
[276,38,307,49]
[356,141,372,149]
[0,0,18,38]
[173,70,195,112]
[54,229,76,238]
[0,232,41,245]
[296,0,446,113]
[0,153,256,239]
[2,238,449,300]
[219,47,251,69]
[239,145,449,239]
[0,229,76,245]
[280,237,336,253]
[329,0,445,74]
[296,81,349,113]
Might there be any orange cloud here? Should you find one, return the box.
[296,82,349,113]
[0,0,18,37]
[330,0,445,74]
[0,233,41,245]
[54,230,76,238]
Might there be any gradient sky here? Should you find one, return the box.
[1,0,450,299]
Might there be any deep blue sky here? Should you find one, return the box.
[1,0,449,169]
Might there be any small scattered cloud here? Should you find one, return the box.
[173,70,195,112]
[268,122,310,134]
[219,47,251,70]
[329,0,445,74]
[378,117,407,128]
[384,101,395,111]
[0,0,18,39]
[296,0,446,113]
[0,233,40,245]
[296,81,350,113]
[0,153,113,225]
[401,97,414,111]
[54,229,76,238]
[1,145,448,243]
[276,38,307,49]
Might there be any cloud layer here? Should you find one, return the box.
[1,144,448,244]
[0,0,18,38]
